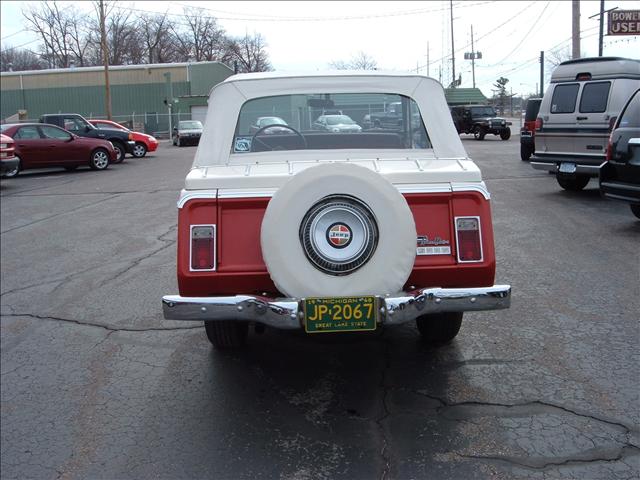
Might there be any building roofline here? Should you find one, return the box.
[1,61,234,77]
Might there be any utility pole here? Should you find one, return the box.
[539,51,544,98]
[572,0,580,59]
[598,0,604,56]
[99,0,112,120]
[427,41,430,77]
[464,25,481,88]
[450,0,456,87]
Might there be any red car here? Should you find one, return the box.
[1,133,20,177]
[89,119,158,158]
[0,123,116,176]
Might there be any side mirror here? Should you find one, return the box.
[66,134,75,142]
[84,125,91,132]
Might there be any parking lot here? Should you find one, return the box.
[1,137,638,479]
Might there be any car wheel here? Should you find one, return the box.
[132,142,147,158]
[500,128,511,140]
[261,162,416,298]
[172,136,177,146]
[204,321,248,349]
[416,312,463,345]
[556,173,590,191]
[177,137,182,147]
[64,166,78,171]
[630,204,640,219]
[2,156,20,178]
[520,144,533,161]
[111,141,125,163]
[89,148,110,170]
[473,126,486,140]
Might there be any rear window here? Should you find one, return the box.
[619,90,640,128]
[550,84,579,114]
[579,82,611,113]
[233,93,430,153]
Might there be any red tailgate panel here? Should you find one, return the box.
[177,190,496,296]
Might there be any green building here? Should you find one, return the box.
[444,88,488,106]
[0,61,234,134]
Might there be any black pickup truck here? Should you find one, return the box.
[39,113,135,162]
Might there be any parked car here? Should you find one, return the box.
[40,113,135,163]
[89,119,158,158]
[161,72,511,349]
[0,133,19,178]
[599,88,640,219]
[520,98,542,161]
[172,120,203,147]
[312,114,362,133]
[450,105,511,140]
[530,57,640,191]
[249,116,291,135]
[0,123,116,176]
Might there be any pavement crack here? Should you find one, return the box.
[376,330,392,480]
[2,313,202,333]
[1,194,121,235]
[459,444,640,470]
[410,391,636,434]
[96,225,176,288]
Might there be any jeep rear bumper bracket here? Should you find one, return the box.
[162,285,511,329]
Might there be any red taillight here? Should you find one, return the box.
[190,225,216,271]
[456,217,482,262]
[535,117,543,131]
[606,133,613,161]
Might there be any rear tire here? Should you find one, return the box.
[132,142,147,158]
[556,173,590,191]
[500,128,511,140]
[520,144,533,161]
[204,321,248,349]
[111,141,125,163]
[631,204,640,219]
[89,148,110,170]
[416,312,463,345]
[3,156,20,177]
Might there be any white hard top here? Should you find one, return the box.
[188,71,475,190]
[550,57,640,83]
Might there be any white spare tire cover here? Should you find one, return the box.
[261,162,416,298]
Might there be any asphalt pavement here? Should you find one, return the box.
[1,136,638,480]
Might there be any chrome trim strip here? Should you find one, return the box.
[451,182,491,200]
[628,138,640,146]
[162,284,511,328]
[178,183,491,204]
[531,161,605,174]
[177,191,217,208]
[218,188,279,199]
[397,183,452,194]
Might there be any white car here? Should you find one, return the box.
[313,114,362,133]
[172,120,203,147]
[162,71,511,349]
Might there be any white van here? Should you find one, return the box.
[531,57,640,191]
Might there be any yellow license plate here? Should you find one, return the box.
[304,296,377,333]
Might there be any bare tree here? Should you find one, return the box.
[173,7,232,63]
[22,2,91,68]
[546,46,572,68]
[0,47,43,72]
[228,33,272,73]
[329,51,378,70]
[138,12,179,64]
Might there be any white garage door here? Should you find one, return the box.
[190,105,208,125]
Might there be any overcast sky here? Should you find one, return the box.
[1,0,639,97]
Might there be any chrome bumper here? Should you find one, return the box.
[530,158,605,175]
[162,285,511,329]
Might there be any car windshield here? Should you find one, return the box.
[233,93,430,153]
[325,115,355,125]
[471,107,497,117]
[179,121,202,129]
[259,117,287,126]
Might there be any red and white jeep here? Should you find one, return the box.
[162,72,511,348]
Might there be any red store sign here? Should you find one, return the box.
[608,10,640,35]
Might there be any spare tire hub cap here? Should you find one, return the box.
[300,195,378,275]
